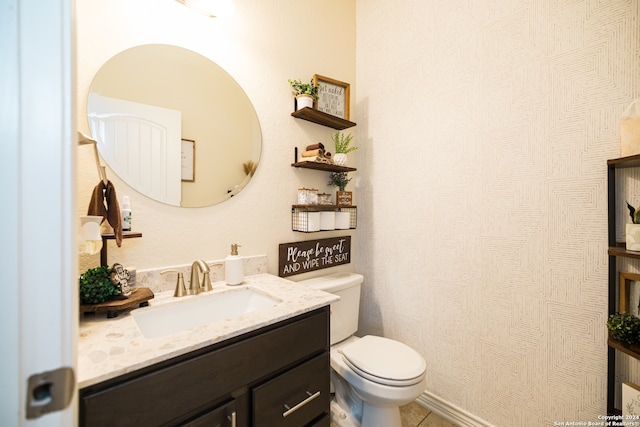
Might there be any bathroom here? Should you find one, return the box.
[3,0,640,426]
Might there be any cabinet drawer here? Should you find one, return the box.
[253,353,330,427]
[183,399,236,427]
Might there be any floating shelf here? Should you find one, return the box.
[291,162,356,172]
[608,334,640,360]
[608,243,640,260]
[100,231,143,266]
[291,107,356,130]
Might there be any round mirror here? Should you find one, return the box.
[86,44,261,207]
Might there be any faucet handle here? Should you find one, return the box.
[201,270,213,292]
[161,269,188,297]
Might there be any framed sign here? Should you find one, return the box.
[620,271,640,316]
[313,74,350,120]
[181,138,195,182]
[278,236,351,277]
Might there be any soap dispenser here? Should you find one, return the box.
[225,244,243,286]
[121,196,132,231]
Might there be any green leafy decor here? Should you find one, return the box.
[331,132,357,154]
[79,265,119,304]
[607,312,640,345]
[287,78,320,99]
[328,171,352,191]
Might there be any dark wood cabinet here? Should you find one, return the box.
[79,306,330,427]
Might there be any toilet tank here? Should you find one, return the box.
[298,272,364,345]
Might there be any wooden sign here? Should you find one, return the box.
[279,236,351,277]
[313,74,350,120]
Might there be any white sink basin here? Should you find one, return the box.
[131,287,282,339]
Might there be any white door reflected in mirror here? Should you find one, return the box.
[86,44,261,207]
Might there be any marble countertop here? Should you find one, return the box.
[78,273,338,389]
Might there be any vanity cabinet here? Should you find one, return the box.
[79,306,330,427]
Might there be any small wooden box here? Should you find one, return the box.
[336,191,352,206]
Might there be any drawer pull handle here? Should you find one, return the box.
[227,411,236,427]
[282,391,321,418]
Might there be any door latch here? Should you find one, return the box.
[26,367,75,419]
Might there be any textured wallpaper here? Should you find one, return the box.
[355,1,639,425]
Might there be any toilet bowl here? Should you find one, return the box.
[298,273,427,427]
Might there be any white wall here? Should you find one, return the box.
[76,0,357,274]
[355,1,639,425]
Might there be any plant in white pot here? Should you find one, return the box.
[626,201,640,251]
[288,78,319,111]
[331,131,357,166]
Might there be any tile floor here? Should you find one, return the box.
[330,401,457,427]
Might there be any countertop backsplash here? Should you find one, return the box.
[134,254,268,294]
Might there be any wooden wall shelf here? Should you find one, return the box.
[291,162,356,172]
[291,107,356,130]
[100,231,142,266]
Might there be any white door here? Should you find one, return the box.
[1,0,76,426]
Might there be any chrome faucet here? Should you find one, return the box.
[190,259,213,295]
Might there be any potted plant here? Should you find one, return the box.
[331,131,357,166]
[79,265,120,304]
[607,312,640,345]
[329,171,352,206]
[288,78,320,111]
[626,201,640,251]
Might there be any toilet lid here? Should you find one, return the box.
[339,336,426,386]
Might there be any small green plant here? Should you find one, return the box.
[328,171,351,191]
[79,265,119,304]
[607,312,640,345]
[628,201,640,224]
[287,78,320,99]
[331,132,357,154]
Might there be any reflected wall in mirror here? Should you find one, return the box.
[87,44,261,207]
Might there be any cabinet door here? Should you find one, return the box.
[183,399,237,427]
[253,353,330,427]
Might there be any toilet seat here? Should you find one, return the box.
[339,335,426,386]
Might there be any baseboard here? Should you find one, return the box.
[416,391,495,427]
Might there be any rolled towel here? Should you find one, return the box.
[297,156,333,164]
[306,142,324,151]
[301,148,324,157]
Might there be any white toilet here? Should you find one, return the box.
[299,272,427,427]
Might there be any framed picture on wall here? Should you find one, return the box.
[623,382,640,415]
[313,74,350,120]
[181,138,195,182]
[619,271,640,316]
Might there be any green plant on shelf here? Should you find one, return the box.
[328,171,351,191]
[331,131,357,154]
[287,78,320,99]
[607,312,640,345]
[627,201,640,224]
